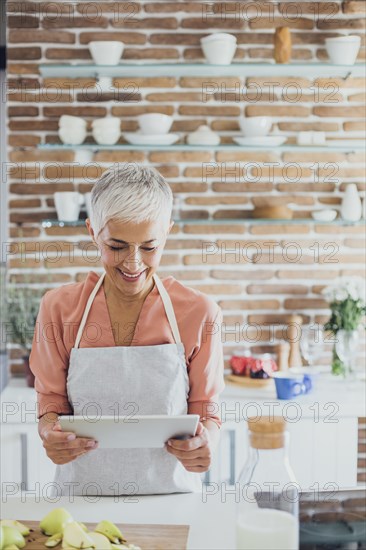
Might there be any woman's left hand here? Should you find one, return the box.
[165,422,211,473]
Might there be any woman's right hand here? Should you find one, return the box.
[39,413,98,465]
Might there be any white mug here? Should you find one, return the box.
[54,192,84,222]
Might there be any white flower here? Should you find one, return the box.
[322,276,366,305]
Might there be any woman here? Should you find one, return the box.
[30,163,225,496]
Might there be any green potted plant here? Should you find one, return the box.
[4,282,45,387]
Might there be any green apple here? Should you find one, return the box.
[40,508,73,536]
[95,522,126,545]
[62,522,95,549]
[110,545,129,550]
[78,524,88,533]
[87,532,111,550]
[45,532,63,548]
[1,526,25,549]
[4,545,20,550]
[0,521,29,537]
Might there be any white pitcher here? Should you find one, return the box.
[54,192,84,222]
[340,183,362,222]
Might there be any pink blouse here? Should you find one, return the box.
[29,271,225,425]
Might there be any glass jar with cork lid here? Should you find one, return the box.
[236,416,299,550]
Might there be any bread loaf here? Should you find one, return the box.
[274,26,292,63]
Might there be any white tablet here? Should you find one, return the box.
[59,414,200,449]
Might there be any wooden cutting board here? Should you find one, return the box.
[17,520,190,550]
[225,374,273,388]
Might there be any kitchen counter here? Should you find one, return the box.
[0,493,236,550]
[2,374,365,424]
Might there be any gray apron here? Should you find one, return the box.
[53,271,202,497]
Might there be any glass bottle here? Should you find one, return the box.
[236,416,299,550]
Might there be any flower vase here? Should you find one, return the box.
[335,329,360,380]
[331,344,346,376]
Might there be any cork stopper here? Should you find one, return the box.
[247,416,287,449]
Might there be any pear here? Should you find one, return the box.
[1,526,25,549]
[87,532,111,550]
[62,522,95,549]
[45,533,63,548]
[40,508,73,536]
[4,546,20,550]
[95,522,126,545]
[0,521,29,537]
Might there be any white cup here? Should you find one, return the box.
[325,35,361,65]
[200,33,237,65]
[58,115,87,129]
[137,113,173,135]
[238,116,271,137]
[88,41,124,65]
[54,192,84,222]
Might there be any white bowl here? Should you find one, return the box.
[200,37,237,65]
[311,209,338,222]
[238,116,271,137]
[58,127,86,145]
[92,128,121,145]
[233,136,287,147]
[325,35,361,65]
[123,133,180,146]
[137,113,173,135]
[200,33,237,44]
[88,41,124,66]
[58,115,87,129]
[92,117,121,131]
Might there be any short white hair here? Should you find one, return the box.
[89,163,173,236]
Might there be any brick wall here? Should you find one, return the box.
[5,1,366,373]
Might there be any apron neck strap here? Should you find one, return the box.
[74,271,106,349]
[74,271,182,348]
[152,273,182,344]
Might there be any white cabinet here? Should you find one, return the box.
[1,423,56,495]
[206,415,359,490]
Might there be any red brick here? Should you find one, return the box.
[7,47,41,60]
[7,15,39,28]
[42,16,109,29]
[8,29,75,43]
[112,17,178,29]
[79,32,146,44]
[343,1,366,13]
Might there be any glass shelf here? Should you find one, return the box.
[38,143,365,153]
[39,62,366,78]
[41,219,365,228]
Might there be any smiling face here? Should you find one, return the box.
[86,217,173,300]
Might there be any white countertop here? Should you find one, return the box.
[1,374,365,423]
[0,493,236,550]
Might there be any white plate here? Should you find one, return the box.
[233,136,287,147]
[59,414,199,449]
[123,133,180,145]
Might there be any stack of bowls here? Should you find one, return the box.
[234,116,286,147]
[92,117,121,145]
[58,115,87,145]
